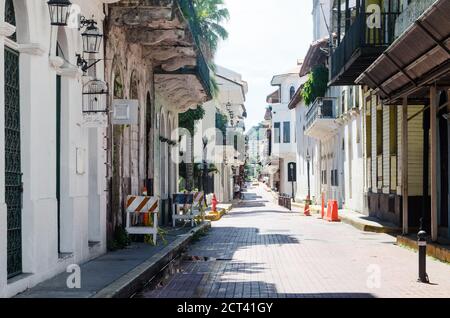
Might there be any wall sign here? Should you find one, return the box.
[111,99,139,125]
[288,162,297,182]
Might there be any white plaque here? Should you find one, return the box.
[112,99,139,125]
[76,148,86,175]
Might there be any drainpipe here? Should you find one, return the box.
[402,96,409,235]
[423,104,430,233]
[430,86,438,242]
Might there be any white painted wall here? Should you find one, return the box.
[294,99,320,203]
[269,66,303,194]
[0,0,112,297]
[193,66,247,203]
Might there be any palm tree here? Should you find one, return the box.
[193,0,230,57]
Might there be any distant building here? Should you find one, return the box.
[265,62,303,197]
[246,124,266,178]
[194,66,248,203]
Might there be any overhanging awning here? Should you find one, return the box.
[356,0,450,105]
[299,37,330,77]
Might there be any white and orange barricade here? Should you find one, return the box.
[126,196,159,243]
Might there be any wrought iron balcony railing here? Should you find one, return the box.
[305,97,337,131]
[330,12,399,85]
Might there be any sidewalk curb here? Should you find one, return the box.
[92,222,211,298]
[291,202,400,234]
[397,235,450,264]
[339,215,399,234]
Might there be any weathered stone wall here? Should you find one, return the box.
[104,15,156,242]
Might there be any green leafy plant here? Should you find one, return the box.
[193,0,230,57]
[302,65,329,106]
[179,105,206,135]
[215,108,228,140]
[108,226,131,251]
[144,228,169,246]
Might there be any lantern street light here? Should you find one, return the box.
[306,151,311,199]
[48,0,72,26]
[75,17,103,73]
[81,18,103,54]
[47,1,104,74]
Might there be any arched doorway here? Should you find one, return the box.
[4,0,22,279]
[109,67,124,243]
[167,113,174,224]
[129,71,140,195]
[145,92,154,196]
[159,112,168,224]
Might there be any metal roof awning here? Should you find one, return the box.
[356,0,450,105]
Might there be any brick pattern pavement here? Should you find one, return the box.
[138,185,450,298]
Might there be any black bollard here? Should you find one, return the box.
[417,229,429,283]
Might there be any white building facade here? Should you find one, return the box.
[194,66,248,203]
[0,0,112,297]
[267,63,303,197]
[246,124,265,179]
[289,78,320,203]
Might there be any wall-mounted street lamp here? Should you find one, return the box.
[48,1,104,74]
[48,0,72,26]
[76,17,103,73]
[80,17,103,54]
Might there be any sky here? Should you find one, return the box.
[215,0,314,130]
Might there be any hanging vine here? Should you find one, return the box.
[302,65,329,106]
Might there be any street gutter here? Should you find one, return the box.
[93,221,211,298]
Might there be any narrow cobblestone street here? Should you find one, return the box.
[140,184,450,298]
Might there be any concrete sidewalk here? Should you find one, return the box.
[15,223,210,298]
[291,201,400,234]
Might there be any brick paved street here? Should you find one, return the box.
[139,184,450,298]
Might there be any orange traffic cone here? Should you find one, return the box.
[329,200,340,222]
[304,195,311,216]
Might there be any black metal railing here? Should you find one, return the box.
[278,193,292,211]
[177,0,212,98]
[305,97,337,131]
[331,12,398,80]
